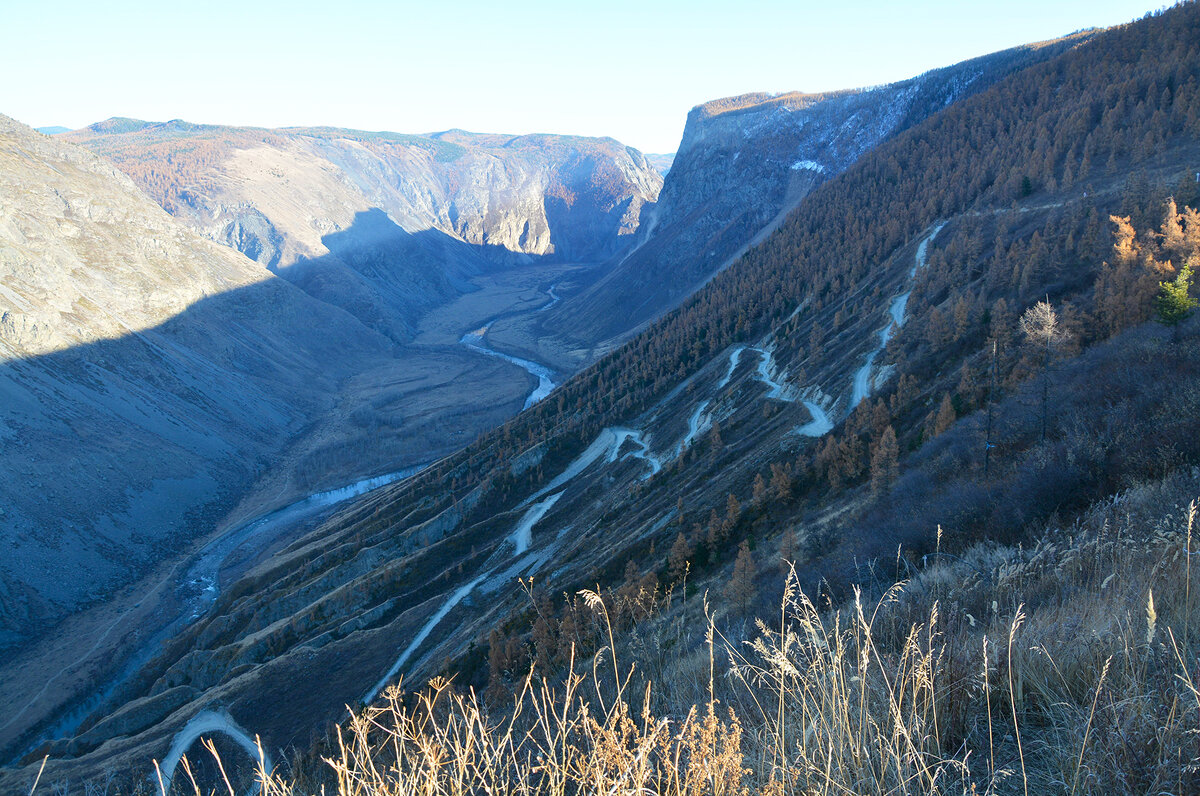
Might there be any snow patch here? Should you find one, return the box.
[790,160,825,173]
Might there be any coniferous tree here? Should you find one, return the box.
[769,463,793,501]
[870,426,899,496]
[934,393,957,436]
[1155,263,1198,340]
[751,473,767,504]
[725,540,755,616]
[668,532,693,583]
[725,493,741,529]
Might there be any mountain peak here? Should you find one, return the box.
[85,116,154,134]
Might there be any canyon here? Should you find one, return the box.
[4,7,1198,790]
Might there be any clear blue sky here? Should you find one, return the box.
[1,0,1168,153]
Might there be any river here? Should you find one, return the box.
[22,464,428,757]
[460,324,557,409]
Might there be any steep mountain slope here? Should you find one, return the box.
[0,119,636,762]
[17,6,1200,789]
[498,34,1093,366]
[63,123,663,341]
[0,116,405,653]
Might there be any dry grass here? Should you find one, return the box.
[47,475,1200,796]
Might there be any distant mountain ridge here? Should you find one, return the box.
[644,152,675,175]
[64,121,663,341]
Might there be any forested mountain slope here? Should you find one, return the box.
[515,32,1094,363]
[8,4,1200,790]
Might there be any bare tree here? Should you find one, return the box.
[1019,300,1070,442]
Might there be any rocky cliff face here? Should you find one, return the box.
[539,35,1091,352]
[64,123,662,340]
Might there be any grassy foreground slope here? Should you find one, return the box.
[242,470,1200,796]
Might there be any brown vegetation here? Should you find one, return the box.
[123,472,1200,796]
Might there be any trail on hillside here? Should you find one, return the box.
[368,298,917,707]
[12,465,429,759]
[796,400,834,437]
[719,344,798,400]
[610,427,663,476]
[511,493,564,555]
[849,222,945,410]
[366,423,678,703]
[676,401,713,455]
[363,572,492,705]
[159,709,270,796]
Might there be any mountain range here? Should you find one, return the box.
[0,116,662,712]
[3,4,1200,792]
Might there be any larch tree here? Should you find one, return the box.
[706,508,726,551]
[668,532,693,583]
[1155,263,1198,341]
[725,493,742,530]
[870,425,899,496]
[1161,198,1186,254]
[770,462,793,501]
[934,393,957,436]
[751,472,767,505]
[725,540,756,616]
